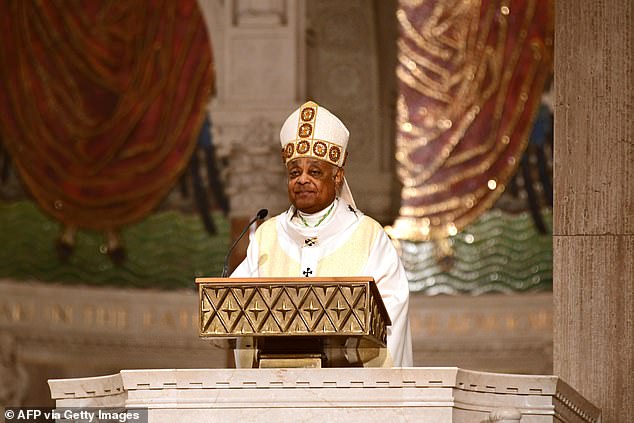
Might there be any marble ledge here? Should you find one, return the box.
[49,368,601,422]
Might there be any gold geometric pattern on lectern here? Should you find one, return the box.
[298,289,325,330]
[201,288,219,333]
[271,289,296,331]
[217,291,241,332]
[325,290,351,328]
[243,290,268,330]
[260,312,281,334]
[347,285,367,330]
[198,279,388,347]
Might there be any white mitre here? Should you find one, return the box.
[279,100,356,208]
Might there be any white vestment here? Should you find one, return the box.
[232,199,413,367]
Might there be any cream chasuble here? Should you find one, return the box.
[232,199,413,367]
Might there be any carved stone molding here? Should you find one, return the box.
[0,331,29,406]
[234,0,287,27]
[49,368,601,422]
[0,331,28,406]
[214,115,288,217]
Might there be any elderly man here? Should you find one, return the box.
[232,101,412,367]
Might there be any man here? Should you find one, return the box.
[232,101,413,367]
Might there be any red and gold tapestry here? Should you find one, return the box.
[386,0,554,241]
[0,0,213,231]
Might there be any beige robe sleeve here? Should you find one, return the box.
[362,229,413,367]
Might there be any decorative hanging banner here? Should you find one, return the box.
[0,0,214,231]
[386,0,553,241]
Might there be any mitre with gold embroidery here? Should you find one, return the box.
[279,100,356,208]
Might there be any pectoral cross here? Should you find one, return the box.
[303,268,313,277]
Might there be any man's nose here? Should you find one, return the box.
[297,171,310,183]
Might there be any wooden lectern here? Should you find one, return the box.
[195,277,391,368]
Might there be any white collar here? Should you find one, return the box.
[295,199,337,227]
[281,199,363,246]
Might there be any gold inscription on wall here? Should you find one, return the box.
[0,302,35,323]
[412,309,553,336]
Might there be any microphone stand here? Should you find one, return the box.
[221,208,268,277]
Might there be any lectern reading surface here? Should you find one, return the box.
[195,277,391,367]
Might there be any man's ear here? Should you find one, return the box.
[334,167,345,190]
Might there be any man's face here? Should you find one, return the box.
[287,158,343,214]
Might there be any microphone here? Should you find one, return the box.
[221,208,268,277]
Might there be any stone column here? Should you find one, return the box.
[198,0,306,269]
[554,1,633,422]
